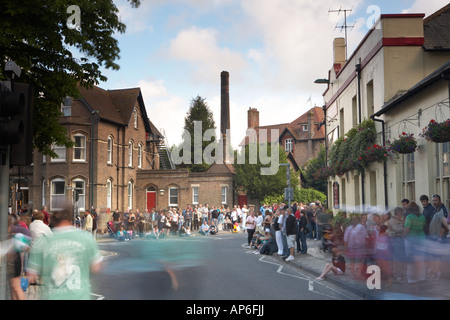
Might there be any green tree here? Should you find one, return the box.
[233,143,300,203]
[303,145,327,194]
[0,0,140,157]
[180,95,217,172]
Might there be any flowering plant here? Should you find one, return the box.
[360,144,390,163]
[420,119,450,143]
[387,132,417,154]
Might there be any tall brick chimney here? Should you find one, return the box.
[220,71,230,162]
[247,107,259,129]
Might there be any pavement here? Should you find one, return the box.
[276,237,450,300]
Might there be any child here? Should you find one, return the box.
[116,226,126,241]
[316,248,346,280]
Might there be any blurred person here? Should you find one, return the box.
[127,210,136,237]
[401,199,410,220]
[279,208,290,259]
[306,204,316,239]
[7,214,31,300]
[92,208,98,239]
[29,210,52,243]
[386,207,406,282]
[420,195,435,237]
[374,225,392,286]
[427,194,449,280]
[27,208,102,300]
[112,209,121,231]
[192,208,200,231]
[316,248,346,281]
[344,214,368,280]
[403,202,426,286]
[41,206,50,226]
[241,205,248,232]
[83,211,93,233]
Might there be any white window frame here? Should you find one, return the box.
[138,143,143,168]
[73,179,86,211]
[134,108,138,129]
[192,186,199,205]
[285,138,293,152]
[128,181,133,210]
[107,136,113,164]
[73,134,86,162]
[128,141,133,167]
[51,178,66,211]
[169,187,178,207]
[221,186,227,204]
[106,179,112,209]
[41,179,46,207]
[51,144,66,162]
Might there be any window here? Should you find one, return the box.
[134,108,138,129]
[138,143,143,168]
[285,138,293,152]
[61,96,72,117]
[73,134,86,161]
[192,186,199,204]
[221,186,227,204]
[41,179,46,207]
[128,141,133,167]
[51,145,66,162]
[169,187,178,207]
[106,179,112,209]
[73,179,85,211]
[107,136,113,164]
[128,181,133,209]
[443,142,450,177]
[51,179,66,211]
[402,153,415,202]
[302,124,308,131]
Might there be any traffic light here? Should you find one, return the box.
[0,82,34,166]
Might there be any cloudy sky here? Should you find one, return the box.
[98,0,447,149]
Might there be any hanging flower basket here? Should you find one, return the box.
[361,144,390,163]
[388,132,418,154]
[420,119,450,143]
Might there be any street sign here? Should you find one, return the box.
[284,187,294,201]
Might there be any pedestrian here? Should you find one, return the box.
[83,211,93,233]
[386,207,406,282]
[273,209,284,256]
[112,209,121,232]
[316,248,346,281]
[193,208,199,231]
[284,208,296,262]
[427,194,449,280]
[7,214,31,300]
[420,194,435,237]
[403,202,426,285]
[343,214,368,279]
[245,209,257,247]
[92,208,98,239]
[296,209,308,254]
[29,210,52,243]
[200,220,210,235]
[41,206,51,226]
[27,208,102,300]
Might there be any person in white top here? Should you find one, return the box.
[29,210,52,242]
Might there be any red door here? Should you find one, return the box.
[146,191,156,211]
[238,194,248,208]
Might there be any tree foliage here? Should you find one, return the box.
[303,144,327,194]
[0,0,139,156]
[181,95,217,171]
[233,143,299,203]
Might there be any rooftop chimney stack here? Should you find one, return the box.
[220,71,230,162]
[333,37,346,74]
[247,107,259,129]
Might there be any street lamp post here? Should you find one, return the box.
[279,163,292,208]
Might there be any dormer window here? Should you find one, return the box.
[302,124,308,131]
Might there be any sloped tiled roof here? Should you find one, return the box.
[423,3,450,51]
[239,106,325,146]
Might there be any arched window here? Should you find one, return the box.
[128,141,133,167]
[107,136,113,164]
[128,181,133,210]
[50,178,66,211]
[138,143,143,168]
[106,179,112,209]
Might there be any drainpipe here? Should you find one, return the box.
[356,59,365,211]
[90,110,99,211]
[371,115,388,209]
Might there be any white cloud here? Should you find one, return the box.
[165,26,248,83]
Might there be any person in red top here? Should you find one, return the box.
[316,248,346,281]
[41,206,50,226]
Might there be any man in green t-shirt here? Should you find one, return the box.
[27,209,102,300]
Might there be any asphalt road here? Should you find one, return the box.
[92,232,362,300]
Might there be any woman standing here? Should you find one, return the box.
[245,209,256,248]
[403,202,426,285]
